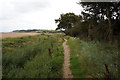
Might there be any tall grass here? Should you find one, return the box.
[2,35,40,54]
[67,37,118,78]
[2,34,64,78]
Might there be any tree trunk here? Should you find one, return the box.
[88,22,93,40]
[118,31,120,78]
[106,5,113,42]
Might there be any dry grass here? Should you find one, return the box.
[1,32,40,39]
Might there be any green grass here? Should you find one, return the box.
[2,35,40,54]
[67,37,118,78]
[2,33,64,78]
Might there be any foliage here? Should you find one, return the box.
[55,2,120,42]
[55,13,82,31]
[65,22,88,38]
[80,2,120,41]
[12,29,61,33]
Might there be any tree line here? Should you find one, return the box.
[55,2,120,42]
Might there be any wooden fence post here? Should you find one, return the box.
[57,48,59,56]
[48,48,52,58]
[51,43,53,48]
[104,64,111,80]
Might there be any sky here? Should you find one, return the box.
[0,0,83,32]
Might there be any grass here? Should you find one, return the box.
[2,33,64,78]
[3,33,118,78]
[2,36,39,54]
[67,37,119,78]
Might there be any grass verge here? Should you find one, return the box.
[67,37,118,78]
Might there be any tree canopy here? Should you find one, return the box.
[55,13,82,31]
[80,2,120,41]
[55,2,120,42]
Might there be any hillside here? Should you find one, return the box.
[12,29,62,33]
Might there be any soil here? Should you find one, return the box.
[62,39,73,78]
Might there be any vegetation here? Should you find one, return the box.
[2,33,64,78]
[12,29,62,33]
[67,37,118,78]
[2,1,120,79]
[2,36,36,53]
[55,2,120,78]
[55,13,81,31]
[55,2,120,42]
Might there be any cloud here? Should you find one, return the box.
[0,0,50,20]
[0,0,82,32]
[12,0,50,13]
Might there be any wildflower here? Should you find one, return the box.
[111,64,112,66]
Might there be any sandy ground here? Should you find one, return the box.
[0,32,40,39]
[62,39,73,78]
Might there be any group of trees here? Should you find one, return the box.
[13,29,60,33]
[55,2,120,42]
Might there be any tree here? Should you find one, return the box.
[79,2,120,41]
[55,13,82,31]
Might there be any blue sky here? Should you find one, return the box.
[0,0,82,32]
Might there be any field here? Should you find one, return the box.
[1,33,119,78]
[2,33,64,78]
[1,32,40,39]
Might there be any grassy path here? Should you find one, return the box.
[62,39,73,78]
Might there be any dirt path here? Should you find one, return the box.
[62,39,73,78]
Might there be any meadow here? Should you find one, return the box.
[2,33,119,78]
[2,33,64,78]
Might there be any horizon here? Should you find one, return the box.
[0,28,56,33]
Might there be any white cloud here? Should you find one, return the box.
[0,0,82,32]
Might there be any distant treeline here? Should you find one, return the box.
[13,29,62,33]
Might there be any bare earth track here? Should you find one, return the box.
[0,32,40,39]
[62,39,73,78]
